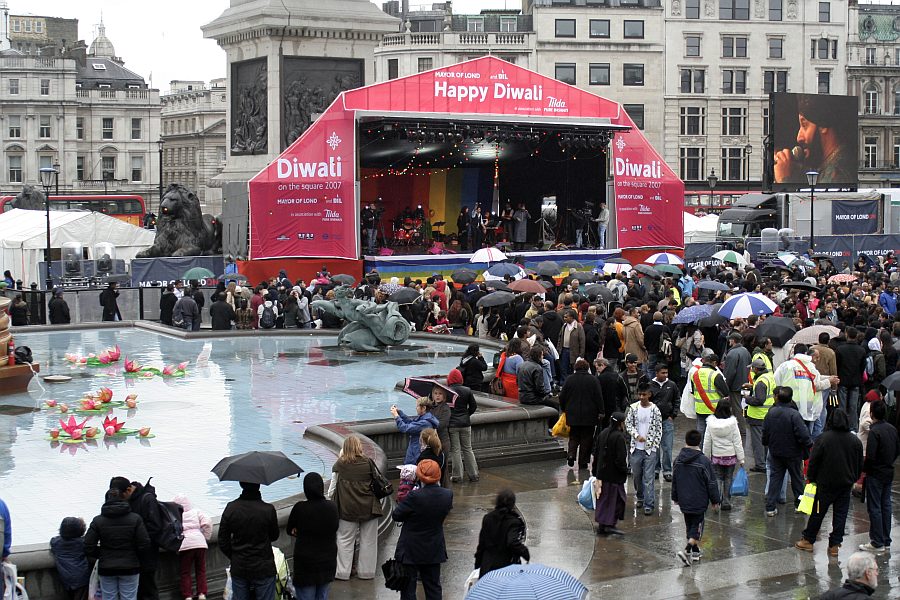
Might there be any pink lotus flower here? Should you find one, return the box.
[98,387,113,403]
[124,359,142,373]
[59,416,89,436]
[125,394,138,409]
[88,353,95,359]
[59,403,69,413]
[102,416,125,435]
[80,398,97,411]
[70,428,83,441]
[64,353,78,363]
[108,346,121,361]
[177,361,188,371]
[85,427,98,438]
[96,351,111,364]
[162,365,175,376]
[79,357,87,364]
[45,399,57,408]
[105,425,116,436]
[138,427,151,437]
[49,428,60,439]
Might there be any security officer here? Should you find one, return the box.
[690,352,729,438]
[752,336,774,373]
[745,358,776,473]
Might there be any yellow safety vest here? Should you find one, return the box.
[752,351,773,373]
[746,371,775,420]
[692,366,723,415]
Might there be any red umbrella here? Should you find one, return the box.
[507,279,547,294]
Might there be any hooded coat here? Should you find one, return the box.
[395,410,440,464]
[218,486,280,580]
[84,498,150,576]
[172,494,211,552]
[622,316,648,363]
[50,517,91,590]
[127,481,164,569]
[286,473,339,587]
[671,447,721,514]
[474,506,529,576]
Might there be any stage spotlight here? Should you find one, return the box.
[486,130,498,143]
[515,132,524,142]
[454,132,464,143]
[437,132,446,142]
[426,131,436,142]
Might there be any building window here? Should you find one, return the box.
[589,20,610,38]
[623,20,644,39]
[589,63,610,85]
[769,0,782,20]
[815,38,830,59]
[685,35,701,56]
[102,156,116,180]
[763,107,770,135]
[8,155,22,183]
[686,0,700,18]
[763,70,788,93]
[819,1,830,22]
[720,0,750,20]
[722,70,746,94]
[131,156,144,182]
[721,147,746,180]
[865,87,879,114]
[500,17,517,32]
[102,118,114,140]
[387,59,398,80]
[8,79,18,95]
[40,79,50,95]
[39,115,51,138]
[680,68,705,93]
[467,18,484,32]
[864,136,878,168]
[722,36,747,58]
[35,20,42,33]
[894,87,900,115]
[721,107,747,135]
[680,106,706,135]
[555,63,576,84]
[75,156,85,181]
[417,57,433,73]
[817,71,830,94]
[131,118,142,140]
[8,115,20,138]
[555,19,576,38]
[10,19,18,33]
[893,137,900,167]
[768,38,783,59]
[23,19,30,33]
[866,47,876,65]
[896,48,900,66]
[679,147,705,181]
[623,64,644,86]
[623,104,644,129]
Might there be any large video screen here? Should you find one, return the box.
[770,93,858,191]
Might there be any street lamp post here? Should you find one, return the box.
[39,165,59,291]
[806,170,819,250]
[706,169,718,210]
[157,140,165,216]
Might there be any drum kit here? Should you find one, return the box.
[393,217,424,246]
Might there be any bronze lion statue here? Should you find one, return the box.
[137,184,219,257]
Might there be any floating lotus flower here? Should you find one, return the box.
[109,346,121,361]
[80,398,98,411]
[85,427,98,439]
[49,428,59,439]
[59,403,69,413]
[125,394,138,409]
[96,351,111,365]
[162,365,175,376]
[138,427,151,437]
[97,387,113,403]
[45,399,57,408]
[177,361,188,371]
[124,358,142,373]
[88,353,95,359]
[70,428,83,441]
[59,416,89,436]
[102,416,125,436]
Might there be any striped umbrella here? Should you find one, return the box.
[602,262,632,275]
[655,264,683,276]
[466,564,588,600]
[469,247,507,264]
[712,250,747,266]
[718,292,777,319]
[645,252,684,266]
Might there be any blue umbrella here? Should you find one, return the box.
[671,304,715,324]
[486,262,523,278]
[718,292,778,320]
[467,563,588,600]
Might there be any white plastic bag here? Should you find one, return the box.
[577,476,598,511]
[2,563,15,600]
[87,562,101,600]
[464,568,480,594]
[222,567,232,600]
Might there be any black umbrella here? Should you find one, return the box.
[218,273,248,281]
[605,258,630,264]
[539,280,554,289]
[809,254,833,261]
[535,261,561,277]
[881,372,900,391]
[755,316,797,347]
[451,269,477,284]
[696,303,727,328]
[401,377,459,404]
[389,288,420,304]
[585,284,614,301]
[211,451,303,485]
[331,274,356,286]
[560,260,583,270]
[571,271,596,282]
[780,281,820,292]
[477,291,515,308]
[633,264,662,279]
[484,280,511,291]
[697,280,730,292]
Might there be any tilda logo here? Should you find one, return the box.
[276,156,342,179]
[615,157,662,179]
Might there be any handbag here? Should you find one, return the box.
[730,467,749,497]
[368,459,394,500]
[489,352,507,396]
[382,558,411,591]
[551,413,570,438]
[798,482,817,515]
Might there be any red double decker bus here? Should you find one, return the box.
[0,194,147,226]
[684,190,751,216]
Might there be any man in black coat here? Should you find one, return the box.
[518,347,557,409]
[819,551,879,599]
[861,400,900,553]
[795,409,863,555]
[559,358,604,469]
[48,289,71,324]
[393,459,453,600]
[762,387,812,516]
[159,284,177,326]
[99,281,121,321]
[834,327,867,431]
[210,297,237,330]
[592,412,628,535]
[650,363,680,481]
[119,479,164,600]
[219,482,280,600]
[474,489,529,576]
[541,302,564,353]
[594,357,627,428]
[643,311,668,377]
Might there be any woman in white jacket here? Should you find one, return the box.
[173,494,212,600]
[702,401,744,511]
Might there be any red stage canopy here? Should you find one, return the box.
[248,56,684,260]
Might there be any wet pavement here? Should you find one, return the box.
[335,433,900,600]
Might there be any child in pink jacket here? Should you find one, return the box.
[173,494,212,600]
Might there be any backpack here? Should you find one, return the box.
[156,500,185,553]
[865,353,876,380]
[260,304,276,329]
[659,332,673,361]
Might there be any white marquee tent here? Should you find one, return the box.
[0,209,155,286]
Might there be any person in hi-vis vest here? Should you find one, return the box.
[744,358,776,472]
[690,353,729,439]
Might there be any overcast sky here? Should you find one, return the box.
[16,0,515,91]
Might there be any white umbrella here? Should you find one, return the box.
[602,262,632,275]
[712,250,748,266]
[469,247,507,264]
[645,252,684,266]
[718,292,778,319]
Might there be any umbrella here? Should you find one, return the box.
[809,253,833,261]
[655,264,683,276]
[602,262,632,275]
[712,250,747,266]
[451,269,478,284]
[755,316,797,347]
[388,288,420,304]
[645,252,684,266]
[484,280,511,291]
[571,271,596,282]
[466,563,588,600]
[605,258,631,264]
[183,267,216,280]
[538,280,554,289]
[476,291,515,308]
[218,273,248,281]
[778,253,815,269]
[697,303,727,327]
[718,292,777,319]
[594,258,606,269]
[828,273,856,284]
[880,372,900,391]
[560,260,583,270]
[469,247,507,264]
[585,284,614,302]
[535,261,561,277]
[401,377,459,404]
[697,280,730,292]
[508,279,547,294]
[780,281,819,292]
[672,304,715,325]
[484,264,525,281]
[378,282,402,295]
[211,451,303,485]
[633,264,662,279]
[789,324,839,346]
[331,274,356,286]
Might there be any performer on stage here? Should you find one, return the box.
[500,202,514,242]
[593,201,610,249]
[457,208,470,251]
[361,203,377,254]
[512,203,530,251]
[469,205,486,250]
